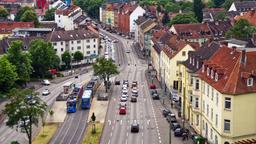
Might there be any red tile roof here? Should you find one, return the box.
[172,23,212,39]
[35,9,46,16]
[55,5,80,16]
[151,29,167,43]
[198,47,256,95]
[235,10,256,26]
[162,35,187,59]
[203,8,225,13]
[0,22,34,34]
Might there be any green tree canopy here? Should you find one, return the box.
[226,19,256,39]
[165,2,180,13]
[222,0,233,10]
[15,6,33,21]
[44,8,56,21]
[138,0,157,6]
[178,1,193,12]
[61,51,72,68]
[73,51,84,63]
[4,88,47,144]
[213,0,225,8]
[7,40,32,86]
[93,57,119,92]
[29,39,60,78]
[193,0,203,22]
[0,56,18,93]
[74,0,104,19]
[162,12,170,25]
[21,10,39,27]
[214,11,227,21]
[0,7,8,18]
[169,13,198,26]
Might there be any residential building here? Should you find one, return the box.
[0,0,35,7]
[197,47,256,144]
[100,3,119,27]
[35,9,46,21]
[234,10,256,26]
[223,38,256,51]
[229,1,256,13]
[134,16,147,42]
[36,0,47,9]
[47,29,99,64]
[0,21,34,40]
[12,28,53,37]
[170,23,213,45]
[207,20,232,40]
[203,8,225,22]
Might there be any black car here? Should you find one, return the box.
[174,128,185,137]
[171,122,181,131]
[162,109,171,117]
[115,80,120,85]
[131,123,139,133]
[131,96,137,102]
[123,80,129,86]
[152,93,160,100]
[166,115,177,123]
[150,89,157,95]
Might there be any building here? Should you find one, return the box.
[203,8,225,22]
[0,0,35,7]
[234,10,256,26]
[12,28,53,37]
[134,16,147,42]
[55,5,84,30]
[99,3,119,27]
[47,29,99,64]
[197,47,256,144]
[207,20,232,40]
[0,21,34,40]
[229,1,256,13]
[170,23,213,45]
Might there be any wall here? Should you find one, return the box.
[129,6,145,33]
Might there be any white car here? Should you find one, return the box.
[119,101,127,108]
[120,96,128,102]
[121,93,128,98]
[122,89,128,95]
[41,79,50,85]
[132,89,138,94]
[42,89,50,96]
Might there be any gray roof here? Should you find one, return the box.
[13,28,53,32]
[226,38,248,45]
[234,1,256,11]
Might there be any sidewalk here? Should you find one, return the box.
[145,69,195,143]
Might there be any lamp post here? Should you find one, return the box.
[169,121,172,144]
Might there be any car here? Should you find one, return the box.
[119,107,126,115]
[150,89,157,95]
[122,89,128,94]
[131,122,139,133]
[112,40,118,43]
[126,50,130,53]
[115,80,120,85]
[119,102,127,108]
[121,93,128,98]
[174,128,185,137]
[166,115,177,123]
[42,89,50,96]
[41,79,50,85]
[131,89,138,95]
[171,91,179,102]
[132,81,137,88]
[171,122,181,131]
[75,75,79,79]
[162,109,171,117]
[149,83,156,89]
[97,93,108,101]
[120,96,128,102]
[130,96,137,102]
[123,80,129,86]
[152,93,160,100]
[132,93,138,97]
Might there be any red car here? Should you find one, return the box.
[119,107,126,115]
[149,83,156,89]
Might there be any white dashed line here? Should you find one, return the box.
[110,132,112,136]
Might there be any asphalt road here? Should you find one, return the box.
[0,70,93,144]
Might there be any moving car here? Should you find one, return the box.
[42,89,50,96]
[132,81,137,88]
[115,80,120,85]
[119,102,127,108]
[120,96,128,102]
[152,93,160,100]
[41,79,50,85]
[131,89,138,95]
[149,83,156,89]
[130,96,137,102]
[131,122,139,133]
[122,89,128,95]
[123,80,129,86]
[119,107,126,115]
[162,109,171,117]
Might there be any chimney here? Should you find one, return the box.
[241,49,246,64]
[231,46,236,54]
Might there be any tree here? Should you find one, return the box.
[214,11,226,21]
[29,39,60,78]
[162,12,170,26]
[0,56,18,93]
[15,6,33,21]
[74,0,104,19]
[21,10,39,27]
[222,0,233,10]
[169,13,198,26]
[4,88,47,144]
[165,2,180,13]
[213,0,225,8]
[73,51,84,64]
[93,57,119,92]
[61,51,72,69]
[0,7,8,18]
[179,1,193,12]
[44,8,56,21]
[7,40,32,86]
[226,19,256,39]
[193,0,203,22]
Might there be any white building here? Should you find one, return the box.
[48,29,99,64]
[129,6,146,33]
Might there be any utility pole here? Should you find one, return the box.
[169,122,172,144]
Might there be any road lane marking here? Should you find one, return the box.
[142,139,144,144]
[108,120,111,125]
[125,139,128,144]
[120,120,122,125]
[126,133,128,137]
[110,132,112,136]
[112,126,114,130]
[108,140,110,144]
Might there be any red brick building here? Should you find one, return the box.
[118,4,136,34]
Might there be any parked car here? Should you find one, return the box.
[152,93,160,100]
[166,115,177,123]
[131,122,139,133]
[41,79,50,85]
[122,89,128,95]
[119,102,127,108]
[115,80,120,85]
[162,109,171,117]
[171,122,181,131]
[150,89,157,95]
[42,89,50,96]
[149,83,156,89]
[120,96,128,102]
[130,96,137,102]
[174,128,186,137]
[119,107,126,115]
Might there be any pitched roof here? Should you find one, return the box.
[140,19,156,32]
[172,23,212,39]
[198,47,256,95]
[235,10,256,26]
[0,22,34,34]
[55,5,80,16]
[233,1,256,12]
[48,29,99,42]
[207,20,232,39]
[119,3,137,15]
[135,16,147,25]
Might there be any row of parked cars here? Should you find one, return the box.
[118,80,140,133]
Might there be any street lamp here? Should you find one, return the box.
[169,121,172,144]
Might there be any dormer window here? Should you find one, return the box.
[211,69,214,79]
[207,67,210,76]
[196,61,199,69]
[192,58,195,66]
[202,65,205,73]
[215,73,218,81]
[247,78,254,86]
[190,56,192,64]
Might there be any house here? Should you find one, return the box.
[234,10,256,26]
[35,9,46,21]
[0,21,34,40]
[12,28,53,37]
[229,1,256,13]
[54,5,84,30]
[134,16,147,42]
[222,38,256,51]
[0,0,35,7]
[47,29,99,64]
[207,20,232,40]
[197,47,256,144]
[179,41,220,134]
[203,8,225,22]
[99,3,120,27]
[170,23,213,45]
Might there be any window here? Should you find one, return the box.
[210,129,213,139]
[192,58,195,66]
[93,45,96,48]
[247,78,254,86]
[196,61,199,69]
[211,88,214,100]
[190,96,193,103]
[93,39,96,42]
[195,98,199,108]
[77,46,81,50]
[207,104,209,116]
[190,76,193,85]
[61,42,63,45]
[215,73,218,81]
[225,97,231,109]
[54,49,57,52]
[190,56,192,64]
[211,69,214,79]
[224,119,230,132]
[196,115,199,126]
[215,114,218,127]
[211,108,213,120]
[195,79,199,90]
[203,100,205,113]
[202,82,205,94]
[216,93,219,106]
[77,40,81,44]
[61,48,63,52]
[94,50,96,54]
[207,85,209,96]
[215,135,218,144]
[53,42,57,46]
[71,41,74,44]
[71,47,74,50]
[86,45,90,49]
[182,51,186,56]
[86,39,90,43]
[86,51,90,54]
[207,67,210,76]
[202,65,205,73]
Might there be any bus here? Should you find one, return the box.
[66,97,76,113]
[72,84,84,100]
[81,90,92,109]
